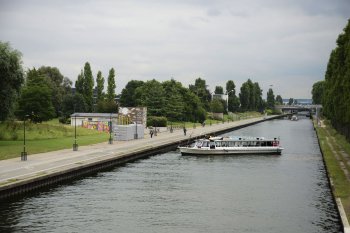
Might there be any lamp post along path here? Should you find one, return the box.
[73,113,78,151]
[109,113,113,144]
[21,116,28,161]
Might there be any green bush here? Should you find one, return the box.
[147,116,167,127]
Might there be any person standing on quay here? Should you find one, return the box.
[183,127,187,136]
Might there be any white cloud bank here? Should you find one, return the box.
[1,0,349,98]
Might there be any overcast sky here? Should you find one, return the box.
[1,0,349,98]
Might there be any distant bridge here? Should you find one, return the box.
[275,105,322,114]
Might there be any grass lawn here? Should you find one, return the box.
[0,119,109,160]
[315,119,350,221]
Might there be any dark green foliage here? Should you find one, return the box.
[135,79,166,116]
[226,80,240,112]
[0,41,24,121]
[96,71,105,102]
[214,86,224,94]
[239,79,263,111]
[275,95,283,105]
[162,79,185,121]
[83,62,94,112]
[239,80,251,111]
[120,80,145,107]
[311,81,324,105]
[96,100,118,113]
[266,88,275,109]
[37,66,72,116]
[62,93,87,116]
[16,72,55,123]
[322,19,350,140]
[147,116,167,127]
[107,68,116,102]
[189,78,211,111]
[288,98,294,105]
[210,99,224,113]
[75,70,84,94]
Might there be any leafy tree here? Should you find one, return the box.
[162,79,185,121]
[311,81,324,104]
[239,81,250,111]
[226,80,240,112]
[37,66,72,116]
[226,80,236,95]
[134,79,166,116]
[83,62,94,112]
[266,88,275,109]
[96,71,105,102]
[210,99,224,113]
[61,93,87,120]
[96,100,118,113]
[120,80,144,107]
[107,68,116,102]
[75,70,84,94]
[214,86,224,94]
[288,98,294,105]
[16,70,55,122]
[253,82,263,111]
[322,19,350,139]
[275,95,283,105]
[189,77,211,111]
[0,41,24,121]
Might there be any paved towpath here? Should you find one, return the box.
[0,116,277,187]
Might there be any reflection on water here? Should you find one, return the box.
[0,119,341,233]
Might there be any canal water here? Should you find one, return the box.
[0,119,342,233]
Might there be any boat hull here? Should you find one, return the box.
[179,147,283,155]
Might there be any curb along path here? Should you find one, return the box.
[0,115,280,200]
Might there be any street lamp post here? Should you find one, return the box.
[109,113,113,144]
[134,111,138,139]
[73,113,78,151]
[21,115,29,161]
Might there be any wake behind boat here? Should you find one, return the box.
[179,136,283,155]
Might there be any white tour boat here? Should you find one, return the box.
[179,136,283,155]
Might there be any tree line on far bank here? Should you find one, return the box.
[1,41,284,124]
[311,19,350,140]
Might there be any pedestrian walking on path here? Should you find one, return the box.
[150,130,154,138]
[183,127,187,136]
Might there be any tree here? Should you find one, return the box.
[75,70,84,94]
[37,66,72,116]
[239,82,250,111]
[16,69,55,122]
[288,98,294,105]
[62,93,87,118]
[322,19,350,139]
[311,81,324,105]
[120,80,145,107]
[210,99,224,113]
[253,82,263,111]
[226,80,239,112]
[134,79,166,116]
[96,71,105,102]
[189,77,211,111]
[214,86,224,94]
[0,41,24,121]
[275,95,283,105]
[162,79,185,121]
[266,88,275,109]
[97,100,118,113]
[226,80,236,95]
[107,68,116,102]
[83,62,94,112]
